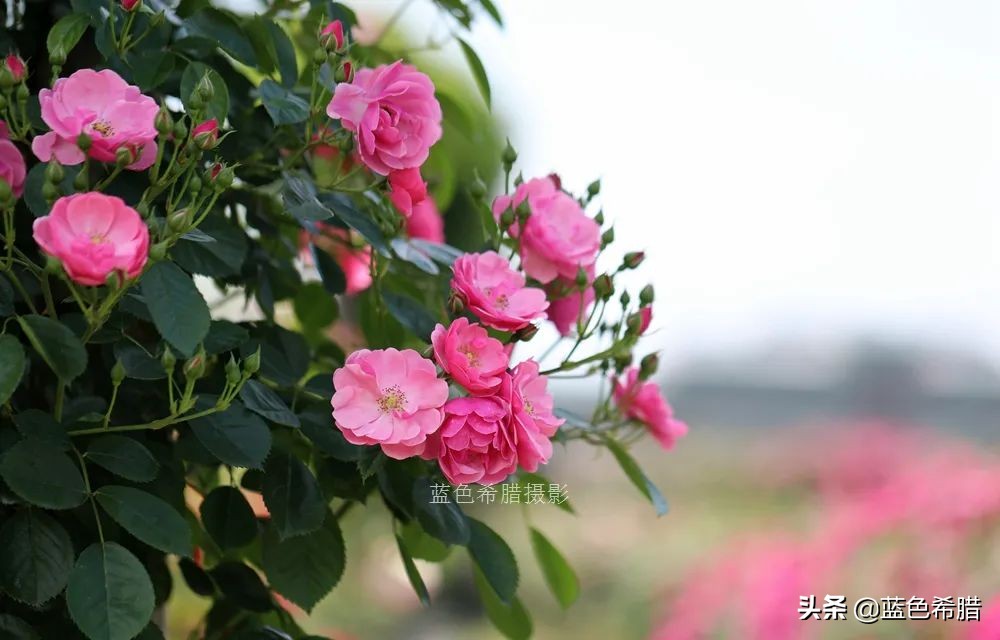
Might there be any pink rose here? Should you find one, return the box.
[326,61,442,175]
[320,20,346,51]
[300,223,372,294]
[546,283,595,336]
[509,359,563,471]
[406,197,444,243]
[121,0,141,10]
[424,394,517,485]
[32,69,159,171]
[0,122,26,198]
[192,118,219,150]
[33,192,149,286]
[451,251,548,333]
[492,176,600,284]
[3,55,25,82]
[387,167,427,217]
[612,367,688,450]
[332,348,449,459]
[638,305,652,334]
[431,317,508,395]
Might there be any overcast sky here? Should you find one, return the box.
[378,0,999,370]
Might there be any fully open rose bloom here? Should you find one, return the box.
[451,251,548,332]
[509,359,563,470]
[492,176,600,284]
[431,317,508,395]
[32,69,159,170]
[33,192,149,286]
[613,367,688,450]
[326,61,442,175]
[332,348,449,459]
[0,122,26,197]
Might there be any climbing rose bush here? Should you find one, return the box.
[0,2,686,639]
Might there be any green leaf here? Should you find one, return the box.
[529,528,579,608]
[390,238,439,275]
[268,22,298,88]
[283,172,331,225]
[473,567,532,640]
[209,562,272,612]
[0,614,40,639]
[0,334,25,405]
[17,314,88,381]
[95,485,193,557]
[457,37,491,108]
[518,471,575,514]
[413,478,470,546]
[0,509,75,605]
[47,13,90,60]
[178,557,214,596]
[262,452,326,539]
[190,400,272,469]
[184,8,257,65]
[605,437,669,516]
[294,282,339,333]
[200,485,259,550]
[171,218,247,278]
[141,262,210,357]
[113,342,166,381]
[467,518,518,604]
[395,534,430,606]
[312,246,347,296]
[0,439,86,509]
[384,291,438,342]
[318,192,388,253]
[127,49,176,91]
[258,79,309,125]
[399,520,452,562]
[478,0,504,26]
[240,380,300,428]
[299,409,362,461]
[204,321,250,355]
[180,62,230,122]
[66,542,155,640]
[87,436,160,482]
[261,514,345,612]
[12,410,69,450]
[0,274,13,316]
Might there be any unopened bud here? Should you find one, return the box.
[192,118,219,150]
[149,242,168,261]
[167,208,193,233]
[115,146,135,167]
[312,48,327,66]
[49,50,66,66]
[614,351,633,372]
[515,201,530,224]
[319,19,347,52]
[161,347,176,374]
[173,121,188,140]
[155,106,173,136]
[41,182,60,204]
[625,312,643,336]
[121,0,141,11]
[499,209,514,231]
[76,132,92,152]
[111,360,126,385]
[587,179,601,197]
[449,294,465,316]
[639,353,659,380]
[195,74,215,102]
[513,324,538,342]
[501,139,517,170]
[575,267,589,290]
[183,348,207,381]
[619,290,631,307]
[215,166,234,190]
[334,60,354,83]
[3,55,26,83]
[104,271,122,290]
[622,251,645,270]
[44,255,62,274]
[594,210,605,226]
[225,356,241,385]
[0,68,14,90]
[469,170,487,200]
[601,227,615,247]
[0,180,10,205]
[593,274,614,301]
[639,284,654,306]
[243,347,261,375]
[73,170,88,191]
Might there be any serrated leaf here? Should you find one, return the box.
[261,515,345,612]
[294,281,339,334]
[0,439,86,509]
[383,291,437,342]
[0,613,40,639]
[604,437,669,516]
[259,79,309,126]
[467,518,518,603]
[0,335,25,405]
[66,542,155,640]
[141,262,210,357]
[318,191,388,253]
[47,13,90,59]
[262,453,326,539]
[413,478,470,546]
[12,410,69,450]
[95,485,193,557]
[184,8,257,65]
[200,485,259,550]
[312,246,347,296]
[17,314,87,381]
[529,528,579,608]
[0,510,74,605]
[240,380,300,428]
[473,567,532,640]
[87,436,160,482]
[457,37,491,108]
[395,534,430,606]
[190,400,272,469]
[209,562,272,612]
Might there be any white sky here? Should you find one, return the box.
[384,0,999,370]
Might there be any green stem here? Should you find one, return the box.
[75,448,106,542]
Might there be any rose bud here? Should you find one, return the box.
[192,118,219,150]
[639,353,659,380]
[593,274,614,301]
[622,251,645,270]
[121,0,141,10]
[3,55,26,83]
[319,20,347,52]
[639,284,655,306]
[334,60,354,83]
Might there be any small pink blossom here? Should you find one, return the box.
[320,20,346,51]
[424,393,517,485]
[3,55,25,82]
[33,192,149,286]
[326,61,442,175]
[192,118,219,149]
[431,317,508,395]
[332,348,449,459]
[546,283,595,336]
[32,69,158,170]
[121,0,141,10]
[387,167,427,217]
[451,251,548,332]
[0,122,26,198]
[406,197,444,243]
[492,176,600,284]
[509,359,563,471]
[613,367,688,450]
[638,305,652,334]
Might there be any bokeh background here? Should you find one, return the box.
[176,1,1000,637]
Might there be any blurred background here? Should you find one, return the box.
[183,0,1000,637]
